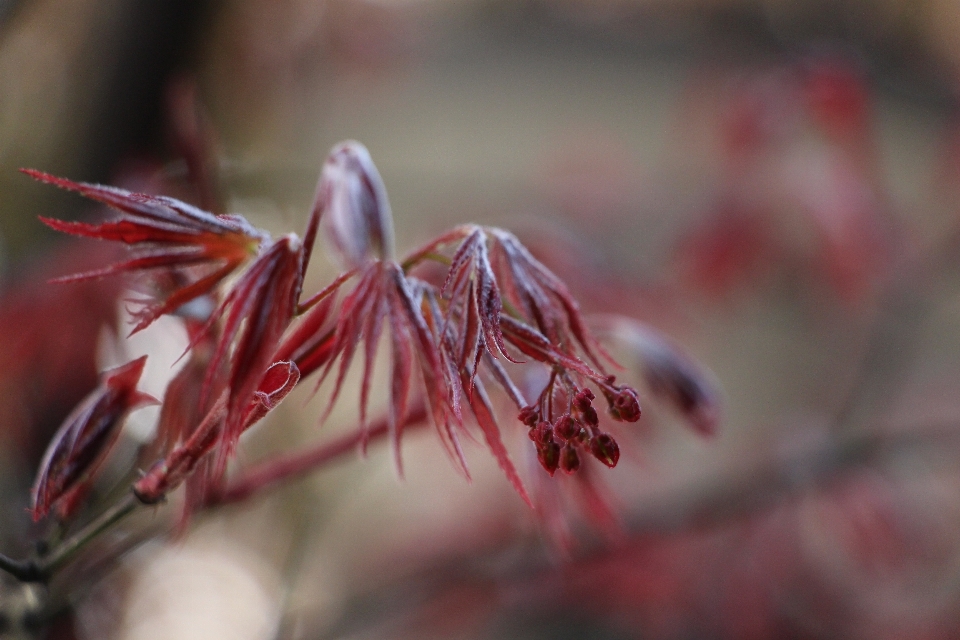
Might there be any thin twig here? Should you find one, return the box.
[0,493,142,583]
[35,493,141,579]
[0,402,430,583]
[0,553,42,583]
[832,230,960,433]
[618,420,960,540]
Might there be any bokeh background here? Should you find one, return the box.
[4,1,960,638]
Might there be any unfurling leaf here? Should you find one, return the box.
[316,141,395,269]
[441,226,514,366]
[209,235,304,470]
[134,393,227,505]
[25,169,266,333]
[489,228,613,371]
[32,356,157,521]
[242,361,301,430]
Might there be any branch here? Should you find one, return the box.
[0,554,42,583]
[33,493,140,579]
[208,402,428,507]
[622,420,960,539]
[311,421,960,638]
[0,493,141,583]
[0,402,430,583]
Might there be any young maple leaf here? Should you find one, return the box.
[24,169,267,333]
[32,356,157,521]
[420,281,531,503]
[488,228,613,371]
[300,144,512,488]
[440,226,518,386]
[293,142,649,502]
[201,234,305,477]
[314,261,466,473]
[241,361,301,430]
[412,226,641,477]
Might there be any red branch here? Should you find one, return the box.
[209,402,429,506]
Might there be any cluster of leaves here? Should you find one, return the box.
[25,140,648,523]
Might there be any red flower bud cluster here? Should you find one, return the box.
[520,383,630,476]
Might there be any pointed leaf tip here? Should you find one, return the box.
[21,168,63,184]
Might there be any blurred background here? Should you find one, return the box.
[4,0,960,638]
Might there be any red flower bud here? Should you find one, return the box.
[534,421,555,445]
[589,433,620,468]
[553,414,579,441]
[537,440,561,476]
[608,386,641,422]
[573,387,596,412]
[518,406,540,428]
[580,405,599,428]
[559,445,580,474]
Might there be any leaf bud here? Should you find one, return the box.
[32,356,157,521]
[317,141,395,268]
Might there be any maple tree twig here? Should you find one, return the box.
[208,402,429,507]
[0,493,140,583]
[0,404,429,583]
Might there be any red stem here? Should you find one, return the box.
[400,225,472,270]
[209,402,428,506]
[297,268,357,315]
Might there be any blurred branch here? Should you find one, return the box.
[623,421,960,538]
[0,493,139,583]
[833,229,960,433]
[315,418,960,638]
[34,493,140,579]
[0,552,41,583]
